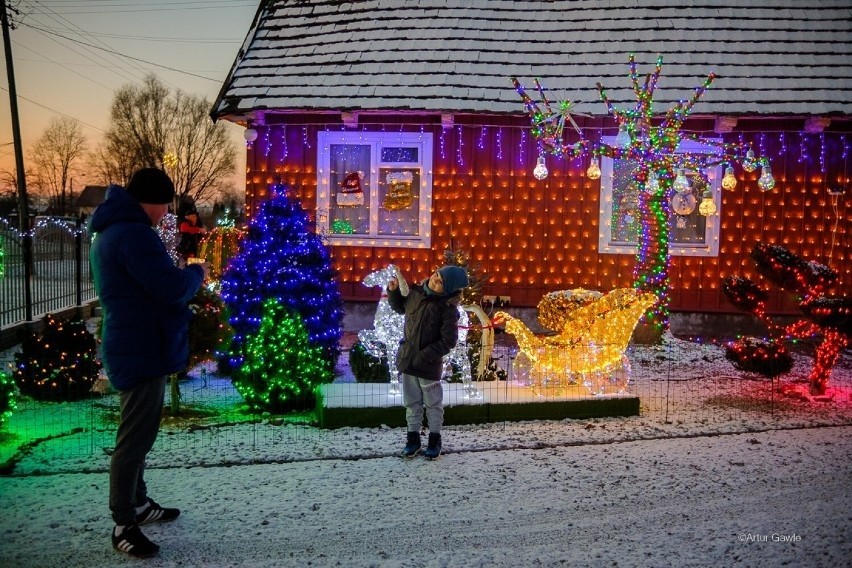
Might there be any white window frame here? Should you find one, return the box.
[598,137,723,257]
[316,131,433,248]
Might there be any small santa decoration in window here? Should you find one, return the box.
[337,171,365,207]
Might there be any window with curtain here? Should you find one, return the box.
[317,131,433,248]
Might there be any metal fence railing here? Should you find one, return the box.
[0,219,96,328]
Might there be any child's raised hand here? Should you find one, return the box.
[388,278,399,291]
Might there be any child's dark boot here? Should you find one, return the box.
[401,431,421,457]
[423,432,442,460]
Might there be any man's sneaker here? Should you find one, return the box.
[136,498,180,525]
[401,431,421,458]
[423,432,442,460]
[112,524,159,558]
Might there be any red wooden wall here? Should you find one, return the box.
[244,113,851,314]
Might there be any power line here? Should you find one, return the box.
[18,1,257,15]
[31,1,162,85]
[20,22,222,82]
[21,25,244,43]
[0,85,106,133]
[12,39,119,93]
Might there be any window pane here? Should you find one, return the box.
[381,146,418,163]
[669,170,707,245]
[378,167,420,236]
[329,144,371,235]
[609,160,708,246]
[610,159,641,243]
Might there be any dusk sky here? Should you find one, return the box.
[1,0,259,187]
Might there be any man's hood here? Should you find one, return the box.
[88,184,151,233]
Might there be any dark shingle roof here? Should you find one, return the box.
[74,185,107,208]
[212,0,852,121]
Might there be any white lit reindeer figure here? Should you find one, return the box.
[358,265,479,397]
[358,265,406,394]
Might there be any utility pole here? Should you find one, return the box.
[2,1,34,320]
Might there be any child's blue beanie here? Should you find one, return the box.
[438,266,469,296]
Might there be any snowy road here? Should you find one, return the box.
[1,426,849,567]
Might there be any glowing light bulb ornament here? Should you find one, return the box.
[586,155,601,180]
[645,171,659,194]
[698,190,717,216]
[721,165,737,190]
[533,154,549,180]
[614,123,631,148]
[673,169,691,193]
[758,163,775,191]
[742,147,758,172]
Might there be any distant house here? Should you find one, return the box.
[74,185,107,218]
[212,0,851,313]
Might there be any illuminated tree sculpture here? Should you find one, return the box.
[514,55,772,338]
[723,244,850,396]
[220,182,343,371]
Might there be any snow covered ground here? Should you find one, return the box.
[0,334,850,567]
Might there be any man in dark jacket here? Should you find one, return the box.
[89,168,208,558]
[387,265,468,459]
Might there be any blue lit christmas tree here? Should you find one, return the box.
[220,182,343,378]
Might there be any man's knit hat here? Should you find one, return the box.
[438,265,469,296]
[126,168,175,204]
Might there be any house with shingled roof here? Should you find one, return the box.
[212,0,851,317]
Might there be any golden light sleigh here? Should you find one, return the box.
[496,288,657,396]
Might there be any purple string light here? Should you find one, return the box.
[281,125,288,159]
[496,128,504,160]
[456,125,465,167]
[439,128,446,160]
[819,133,826,174]
[519,129,527,167]
[478,126,487,150]
[799,133,808,164]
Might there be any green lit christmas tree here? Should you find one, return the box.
[0,372,16,428]
[233,298,333,412]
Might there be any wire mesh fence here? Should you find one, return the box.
[2,336,850,475]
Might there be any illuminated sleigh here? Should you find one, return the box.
[496,288,657,396]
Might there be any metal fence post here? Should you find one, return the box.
[23,231,33,321]
[75,218,83,306]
